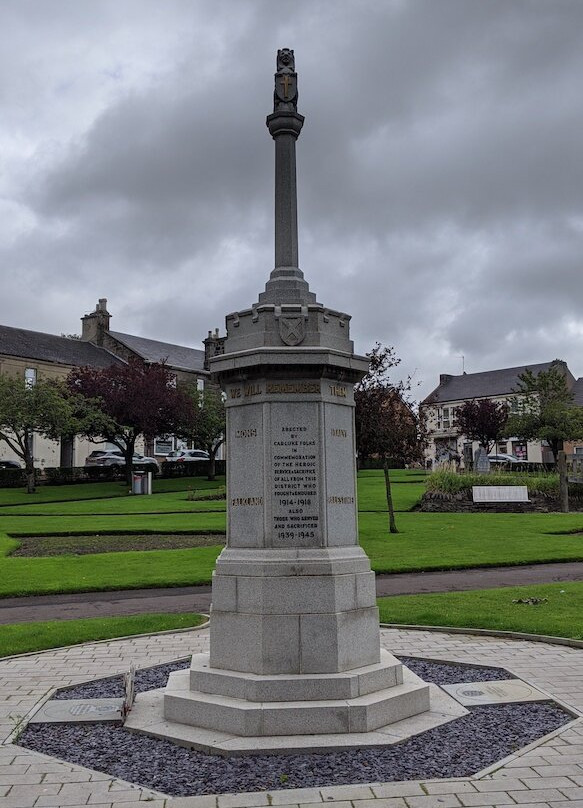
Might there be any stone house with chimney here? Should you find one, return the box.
[0,299,221,468]
[421,360,583,466]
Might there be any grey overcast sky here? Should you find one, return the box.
[1,0,582,398]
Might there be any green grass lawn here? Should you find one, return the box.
[378,581,583,640]
[0,613,206,658]
[2,470,583,598]
[0,491,227,516]
[0,476,225,507]
[357,474,425,512]
[360,511,583,573]
[0,473,418,517]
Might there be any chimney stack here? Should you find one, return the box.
[81,298,111,345]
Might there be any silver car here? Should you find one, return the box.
[85,450,160,473]
[488,453,528,465]
[164,449,209,464]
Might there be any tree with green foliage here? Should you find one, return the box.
[504,363,583,461]
[68,360,187,487]
[178,384,226,481]
[355,343,424,534]
[0,376,90,494]
[455,398,509,453]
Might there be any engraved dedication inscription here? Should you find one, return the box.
[271,402,320,546]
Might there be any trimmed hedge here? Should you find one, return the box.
[357,458,405,470]
[0,468,28,488]
[426,469,573,497]
[161,459,226,478]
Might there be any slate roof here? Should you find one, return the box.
[0,324,124,369]
[422,361,570,404]
[109,331,205,373]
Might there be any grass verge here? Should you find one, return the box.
[0,476,226,507]
[378,581,583,640]
[360,511,583,574]
[0,612,206,658]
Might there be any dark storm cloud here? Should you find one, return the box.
[1,0,582,395]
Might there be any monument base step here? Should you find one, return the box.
[164,666,430,737]
[125,677,467,756]
[190,649,403,701]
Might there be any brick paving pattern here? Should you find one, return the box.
[1,627,582,808]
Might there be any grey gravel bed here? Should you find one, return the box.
[52,658,191,700]
[18,657,570,797]
[19,702,570,796]
[399,656,515,684]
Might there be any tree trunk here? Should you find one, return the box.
[125,439,136,490]
[60,436,74,468]
[550,439,563,464]
[207,447,216,482]
[383,459,398,534]
[24,434,35,494]
[558,450,569,513]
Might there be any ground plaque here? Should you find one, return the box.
[29,698,123,724]
[442,679,549,706]
[149,48,431,752]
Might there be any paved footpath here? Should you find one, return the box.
[1,626,583,808]
[2,562,583,625]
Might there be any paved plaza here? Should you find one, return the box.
[1,626,583,808]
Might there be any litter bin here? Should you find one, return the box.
[131,471,152,495]
[132,472,146,495]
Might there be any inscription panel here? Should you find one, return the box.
[324,401,358,546]
[227,403,264,547]
[270,401,321,548]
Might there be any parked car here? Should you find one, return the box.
[85,450,160,473]
[0,459,22,469]
[164,449,209,464]
[488,453,528,465]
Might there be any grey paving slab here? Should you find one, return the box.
[2,627,583,808]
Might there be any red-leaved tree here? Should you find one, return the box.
[455,398,509,453]
[355,344,425,534]
[68,360,188,486]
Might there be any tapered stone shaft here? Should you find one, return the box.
[267,111,304,269]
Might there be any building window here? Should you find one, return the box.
[197,378,204,392]
[574,447,583,456]
[512,441,528,460]
[441,407,451,429]
[24,368,37,388]
[497,442,508,454]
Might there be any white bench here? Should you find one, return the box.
[472,485,530,503]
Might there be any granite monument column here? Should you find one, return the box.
[149,49,432,753]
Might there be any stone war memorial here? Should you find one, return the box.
[127,48,440,754]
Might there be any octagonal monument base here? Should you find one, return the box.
[125,660,466,756]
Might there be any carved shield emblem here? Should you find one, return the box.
[275,72,297,103]
[279,316,305,346]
